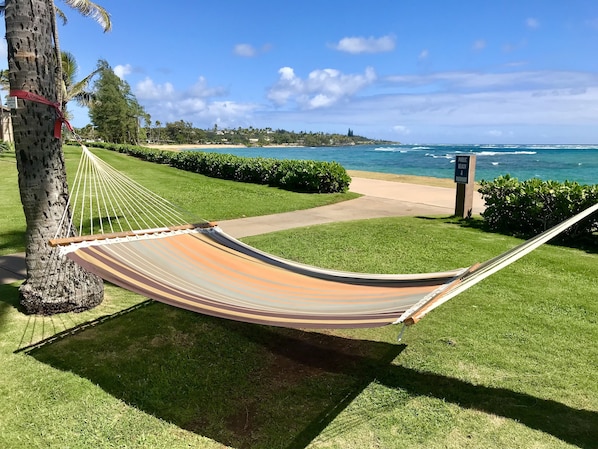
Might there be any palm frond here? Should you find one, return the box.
[61,51,78,82]
[63,0,111,32]
[0,69,9,91]
[69,69,101,106]
[55,7,68,26]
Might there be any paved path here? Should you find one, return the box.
[220,178,484,238]
[0,178,485,284]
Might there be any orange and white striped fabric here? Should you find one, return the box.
[59,226,466,328]
[56,200,598,329]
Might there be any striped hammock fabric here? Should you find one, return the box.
[52,201,598,329]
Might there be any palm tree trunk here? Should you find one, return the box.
[5,0,103,314]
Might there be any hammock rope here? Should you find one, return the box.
[56,144,204,243]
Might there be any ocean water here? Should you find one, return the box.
[187,144,598,185]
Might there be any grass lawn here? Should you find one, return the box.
[1,146,597,448]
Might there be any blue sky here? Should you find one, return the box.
[2,0,598,144]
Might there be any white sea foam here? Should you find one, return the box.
[425,153,452,159]
[374,146,402,152]
[473,151,537,156]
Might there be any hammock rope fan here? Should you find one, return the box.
[49,145,598,331]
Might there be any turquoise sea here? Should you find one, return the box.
[188,144,598,185]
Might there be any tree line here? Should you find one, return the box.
[77,118,393,147]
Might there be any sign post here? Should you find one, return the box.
[454,154,476,218]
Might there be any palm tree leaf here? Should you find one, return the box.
[70,70,101,106]
[55,6,68,25]
[63,0,112,32]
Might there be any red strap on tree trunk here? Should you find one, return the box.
[9,89,73,139]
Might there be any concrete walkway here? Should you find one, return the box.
[0,177,485,284]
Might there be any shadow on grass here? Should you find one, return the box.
[0,283,20,330]
[26,302,597,449]
[376,367,598,448]
[0,229,26,254]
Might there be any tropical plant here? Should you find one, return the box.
[0,68,8,89]
[60,50,101,120]
[479,175,598,243]
[89,60,149,145]
[4,0,111,314]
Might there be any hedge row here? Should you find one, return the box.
[478,175,598,243]
[83,142,351,193]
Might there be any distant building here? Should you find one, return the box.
[0,106,13,143]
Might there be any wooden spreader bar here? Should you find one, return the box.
[49,222,218,247]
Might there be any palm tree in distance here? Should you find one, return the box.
[60,51,101,120]
[4,0,111,314]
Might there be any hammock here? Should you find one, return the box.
[50,146,598,329]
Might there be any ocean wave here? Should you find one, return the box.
[374,146,402,152]
[482,144,598,151]
[473,151,537,156]
[520,144,598,150]
[425,153,452,159]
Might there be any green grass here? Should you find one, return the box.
[1,146,597,448]
[0,151,25,254]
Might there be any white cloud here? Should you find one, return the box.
[114,64,133,79]
[135,77,175,100]
[267,66,377,109]
[419,49,429,60]
[0,40,7,61]
[333,35,395,54]
[234,43,256,57]
[260,68,598,142]
[352,82,598,128]
[526,18,540,29]
[385,70,598,93]
[473,40,486,51]
[393,125,411,135]
[132,75,255,128]
[188,76,228,97]
[234,43,272,57]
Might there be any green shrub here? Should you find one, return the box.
[272,159,351,193]
[84,142,350,194]
[479,175,598,243]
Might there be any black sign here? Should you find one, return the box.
[454,155,471,184]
